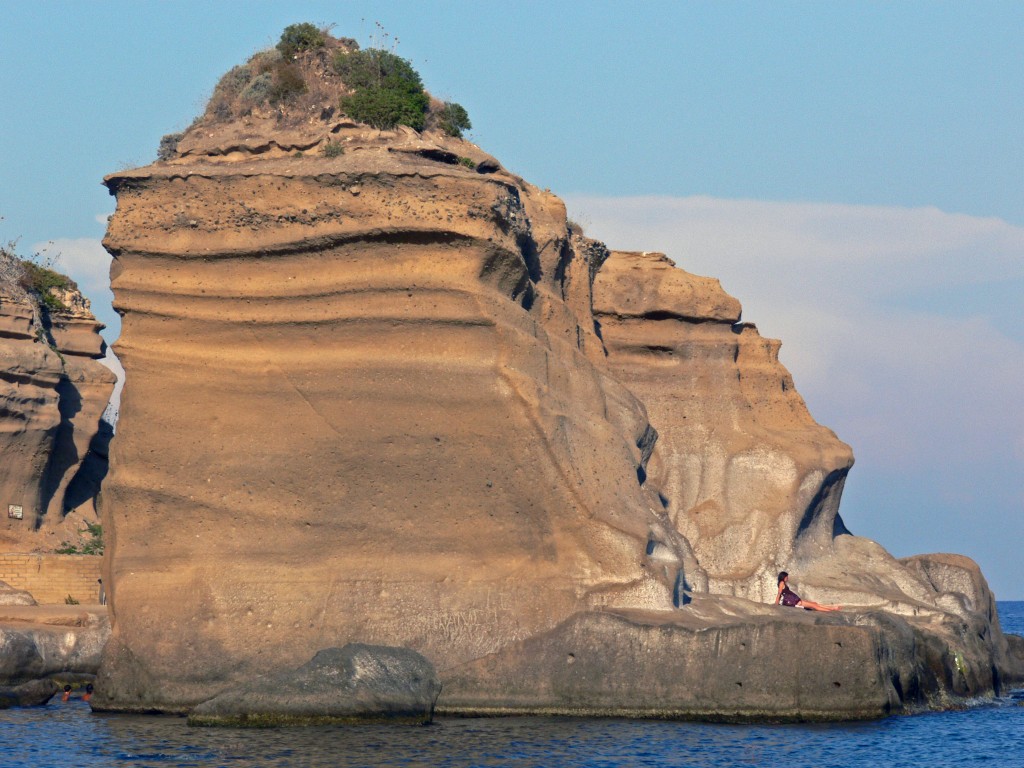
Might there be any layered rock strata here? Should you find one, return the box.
[97,122,700,712]
[590,250,1022,707]
[0,265,116,551]
[96,39,1022,718]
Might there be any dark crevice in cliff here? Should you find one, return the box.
[794,468,850,543]
[592,319,610,357]
[552,239,574,298]
[113,229,480,262]
[514,234,542,284]
[409,148,461,165]
[0,369,54,387]
[636,424,658,466]
[600,312,736,326]
[673,571,692,607]
[62,418,114,513]
[0,329,35,342]
[36,305,63,357]
[106,165,512,195]
[35,376,82,527]
[519,284,535,312]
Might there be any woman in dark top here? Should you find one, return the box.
[775,571,841,612]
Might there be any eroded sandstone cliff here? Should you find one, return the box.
[0,252,116,552]
[97,86,707,711]
[95,32,1022,719]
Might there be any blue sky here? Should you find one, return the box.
[2,1,1021,597]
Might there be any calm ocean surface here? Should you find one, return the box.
[2,602,1022,768]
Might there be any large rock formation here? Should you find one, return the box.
[0,252,116,552]
[95,32,1023,719]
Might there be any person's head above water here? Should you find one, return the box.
[778,571,789,586]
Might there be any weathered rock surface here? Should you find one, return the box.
[95,33,1022,719]
[0,253,116,551]
[0,605,109,686]
[589,249,1023,705]
[189,644,440,726]
[593,250,855,599]
[97,97,698,714]
[0,580,36,606]
[441,597,1007,720]
[0,678,59,708]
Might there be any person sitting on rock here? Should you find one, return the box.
[775,571,841,612]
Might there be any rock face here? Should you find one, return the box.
[441,597,1001,720]
[594,251,853,599]
[0,254,116,552]
[0,580,36,606]
[0,679,59,708]
[189,644,441,726]
[0,605,110,686]
[96,109,698,713]
[95,34,1023,718]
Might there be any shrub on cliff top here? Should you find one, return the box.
[277,23,327,59]
[437,102,472,138]
[335,48,430,130]
[189,25,470,137]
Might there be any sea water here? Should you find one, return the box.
[2,603,1022,768]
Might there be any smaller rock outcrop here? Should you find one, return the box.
[187,644,441,727]
[0,581,35,606]
[0,605,109,688]
[0,247,116,552]
[0,679,58,708]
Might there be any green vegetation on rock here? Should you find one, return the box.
[321,139,345,157]
[334,48,430,130]
[3,239,77,313]
[277,23,327,59]
[55,522,104,556]
[438,102,472,138]
[185,24,471,139]
[20,262,71,311]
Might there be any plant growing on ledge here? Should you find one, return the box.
[321,139,345,157]
[55,522,104,556]
[19,261,72,312]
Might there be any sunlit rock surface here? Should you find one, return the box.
[94,35,1022,717]
[0,260,115,551]
[96,114,702,711]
